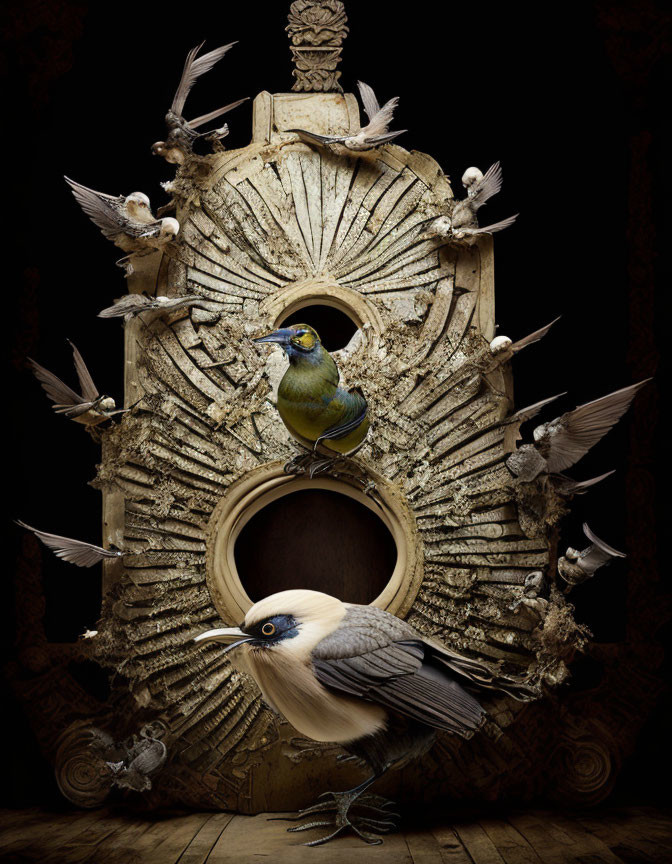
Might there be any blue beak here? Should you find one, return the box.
[254,328,293,345]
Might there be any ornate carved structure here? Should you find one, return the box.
[286,0,348,91]
[6,0,665,816]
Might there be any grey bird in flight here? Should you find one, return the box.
[288,81,406,151]
[65,177,179,275]
[151,41,248,164]
[195,589,535,845]
[16,521,131,568]
[506,380,649,482]
[557,523,626,588]
[27,340,127,425]
[98,293,206,321]
[489,317,561,361]
[422,162,518,241]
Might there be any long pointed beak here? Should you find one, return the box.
[253,328,293,345]
[193,627,252,653]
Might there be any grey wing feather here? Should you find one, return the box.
[27,358,84,408]
[470,162,504,209]
[313,638,484,735]
[357,81,381,122]
[368,129,407,145]
[16,520,121,567]
[580,523,626,569]
[286,128,347,145]
[510,317,561,353]
[64,177,128,240]
[188,97,249,129]
[171,42,236,115]
[98,295,153,318]
[553,470,615,495]
[362,96,399,138]
[509,393,566,425]
[67,341,99,402]
[463,214,518,235]
[544,380,650,473]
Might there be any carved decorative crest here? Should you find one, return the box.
[286,0,349,91]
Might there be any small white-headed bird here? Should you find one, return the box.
[506,380,649,482]
[288,81,406,151]
[16,521,132,567]
[65,177,179,275]
[557,523,626,588]
[151,41,248,163]
[98,293,205,321]
[195,589,535,845]
[422,162,517,242]
[27,340,126,425]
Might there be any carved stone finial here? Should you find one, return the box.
[286,0,349,92]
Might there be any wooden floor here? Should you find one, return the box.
[0,805,670,863]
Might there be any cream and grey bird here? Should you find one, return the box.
[27,340,126,425]
[288,81,406,151]
[557,523,626,588]
[98,293,205,321]
[422,162,517,241]
[195,589,535,845]
[151,41,248,164]
[65,177,180,275]
[506,380,649,482]
[16,521,130,568]
[489,317,561,361]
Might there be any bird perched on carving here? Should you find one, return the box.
[506,380,649,482]
[254,324,369,475]
[16,521,135,567]
[195,589,535,845]
[65,177,179,275]
[557,523,626,588]
[98,293,208,321]
[151,41,248,164]
[28,340,127,426]
[288,81,406,151]
[421,162,517,242]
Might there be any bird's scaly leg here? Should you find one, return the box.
[275,773,398,846]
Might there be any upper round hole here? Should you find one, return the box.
[279,304,358,352]
[234,488,397,605]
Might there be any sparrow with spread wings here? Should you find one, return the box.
[288,81,406,151]
[65,177,179,275]
[151,41,248,164]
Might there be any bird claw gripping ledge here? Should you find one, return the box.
[275,790,399,846]
[283,446,377,495]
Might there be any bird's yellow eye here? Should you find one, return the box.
[261,622,276,636]
[292,331,316,350]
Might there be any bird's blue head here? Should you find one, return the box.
[253,324,321,361]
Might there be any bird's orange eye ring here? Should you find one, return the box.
[261,622,276,637]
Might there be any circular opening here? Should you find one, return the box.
[234,488,397,605]
[279,304,358,352]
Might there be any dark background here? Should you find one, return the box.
[1,0,669,806]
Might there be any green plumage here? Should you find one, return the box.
[255,325,369,455]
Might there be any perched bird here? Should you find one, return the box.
[65,177,179,275]
[195,589,535,845]
[151,41,248,164]
[508,571,547,616]
[16,521,132,567]
[98,293,205,321]
[557,523,626,588]
[421,162,517,241]
[506,380,649,482]
[254,324,369,474]
[27,340,126,425]
[288,81,406,151]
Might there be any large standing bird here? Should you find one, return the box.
[254,324,369,475]
[65,177,179,275]
[195,589,535,845]
[288,81,405,151]
[151,41,248,164]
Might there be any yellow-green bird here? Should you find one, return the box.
[254,324,370,460]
